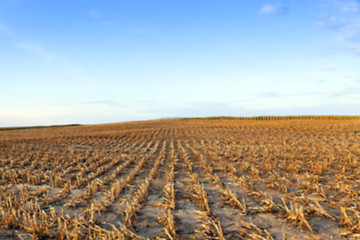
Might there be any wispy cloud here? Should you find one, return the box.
[252,85,360,104]
[317,1,360,55]
[253,91,327,99]
[15,43,69,63]
[87,9,112,26]
[340,43,360,54]
[87,9,100,18]
[339,1,360,13]
[321,67,337,71]
[253,91,281,98]
[0,21,12,36]
[259,3,289,16]
[100,21,112,26]
[331,86,360,97]
[317,16,347,31]
[80,100,126,108]
[130,28,155,35]
[341,22,360,41]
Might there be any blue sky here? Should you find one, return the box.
[1,0,360,126]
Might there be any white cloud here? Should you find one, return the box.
[259,3,289,16]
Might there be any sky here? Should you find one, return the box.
[1,0,360,126]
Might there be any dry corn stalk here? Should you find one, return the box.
[220,187,247,213]
[191,183,210,213]
[84,201,101,223]
[162,183,175,210]
[340,207,353,228]
[282,199,313,232]
[310,201,336,220]
[211,220,225,240]
[194,210,224,239]
[0,207,20,229]
[158,209,177,239]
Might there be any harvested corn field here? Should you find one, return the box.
[1,117,360,239]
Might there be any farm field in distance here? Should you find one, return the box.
[1,117,360,239]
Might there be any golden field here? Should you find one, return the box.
[1,117,360,239]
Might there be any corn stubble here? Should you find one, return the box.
[1,117,360,239]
